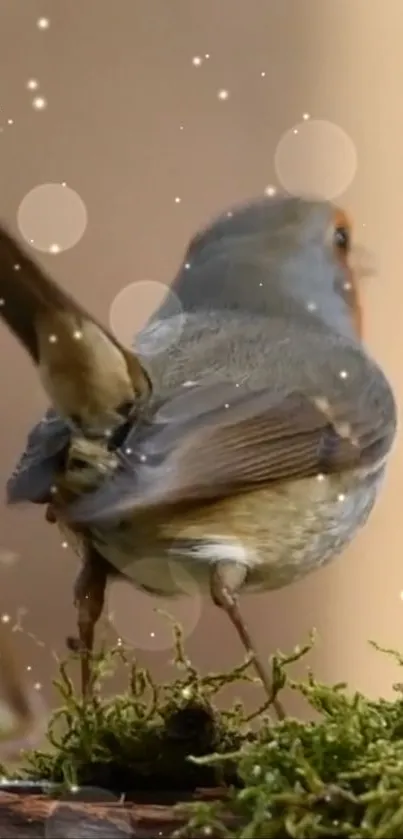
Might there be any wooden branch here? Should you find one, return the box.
[0,789,233,838]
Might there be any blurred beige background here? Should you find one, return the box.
[0,0,401,717]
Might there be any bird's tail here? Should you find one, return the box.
[0,226,152,434]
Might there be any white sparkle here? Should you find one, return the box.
[192,56,203,66]
[48,334,58,343]
[205,53,210,59]
[34,681,42,690]
[293,128,298,135]
[49,243,60,254]
[227,211,233,217]
[316,473,325,482]
[302,112,311,121]
[61,181,67,187]
[150,631,155,638]
[400,590,403,601]
[7,119,13,126]
[179,124,184,131]
[337,493,346,502]
[26,665,32,672]
[260,71,266,77]
[264,185,276,196]
[307,301,318,312]
[0,299,4,307]
[224,403,230,409]
[32,96,47,110]
[50,485,57,495]
[26,79,39,90]
[37,17,50,29]
[259,282,263,287]
[217,89,229,100]
[339,370,349,379]
[174,196,181,204]
[1,615,10,624]
[61,541,69,549]
[139,454,147,462]
[343,281,352,291]
[13,264,21,271]
[184,262,191,270]
[69,784,79,793]
[181,685,193,699]
[183,380,197,387]
[117,637,122,646]
[73,329,83,340]
[125,447,132,455]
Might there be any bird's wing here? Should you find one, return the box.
[6,409,71,504]
[65,378,393,525]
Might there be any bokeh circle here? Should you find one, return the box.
[108,558,202,652]
[45,786,131,838]
[274,119,357,199]
[17,183,88,253]
[109,279,185,355]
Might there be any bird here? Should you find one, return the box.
[1,195,397,719]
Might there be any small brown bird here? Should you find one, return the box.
[2,196,397,717]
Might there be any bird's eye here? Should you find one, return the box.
[333,225,351,253]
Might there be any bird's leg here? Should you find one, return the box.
[66,548,108,700]
[210,562,285,721]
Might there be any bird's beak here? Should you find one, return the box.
[0,226,152,435]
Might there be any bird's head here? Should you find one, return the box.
[175,195,372,341]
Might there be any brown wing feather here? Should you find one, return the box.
[65,382,390,525]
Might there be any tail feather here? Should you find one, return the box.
[0,225,152,433]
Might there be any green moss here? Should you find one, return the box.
[5,618,403,837]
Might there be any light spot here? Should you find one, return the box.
[48,334,58,343]
[26,79,39,90]
[18,183,87,252]
[275,119,357,200]
[192,56,203,66]
[109,280,184,356]
[0,615,10,624]
[72,329,82,340]
[181,686,193,699]
[337,493,346,502]
[37,17,50,29]
[306,301,318,312]
[217,89,229,100]
[32,96,47,110]
[339,370,349,379]
[316,473,325,482]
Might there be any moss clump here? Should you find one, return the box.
[5,620,403,837]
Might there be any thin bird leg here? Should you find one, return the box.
[210,562,285,721]
[66,548,108,700]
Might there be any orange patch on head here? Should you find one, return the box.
[332,208,364,341]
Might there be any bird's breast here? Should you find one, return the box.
[85,462,386,597]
